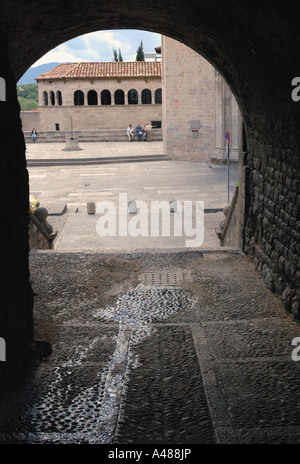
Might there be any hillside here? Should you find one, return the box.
[18,62,62,85]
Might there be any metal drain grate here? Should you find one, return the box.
[139,270,183,286]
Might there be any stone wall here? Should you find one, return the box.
[23,128,162,143]
[20,110,40,131]
[243,141,300,318]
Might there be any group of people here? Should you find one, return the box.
[127,123,156,142]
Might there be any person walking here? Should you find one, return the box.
[31,128,37,142]
[127,124,134,142]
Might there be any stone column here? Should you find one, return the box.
[212,72,241,163]
[212,71,225,160]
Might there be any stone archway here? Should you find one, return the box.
[0,2,299,360]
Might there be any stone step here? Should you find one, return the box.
[23,129,163,143]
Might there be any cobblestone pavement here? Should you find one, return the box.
[0,250,300,444]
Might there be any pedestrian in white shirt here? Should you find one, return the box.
[127,124,134,141]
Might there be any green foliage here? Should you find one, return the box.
[113,47,118,62]
[136,40,145,61]
[17,84,38,110]
[113,47,123,62]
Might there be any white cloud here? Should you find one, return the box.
[31,30,161,67]
[32,44,89,67]
[89,31,124,50]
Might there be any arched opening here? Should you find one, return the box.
[141,88,152,104]
[114,89,125,105]
[155,88,162,104]
[56,90,62,106]
[49,90,55,105]
[43,91,48,106]
[101,89,111,105]
[128,88,138,105]
[2,4,300,444]
[74,90,84,106]
[87,89,98,105]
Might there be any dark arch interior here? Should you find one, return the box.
[101,89,111,105]
[87,89,98,106]
[43,91,48,106]
[155,88,162,105]
[141,88,152,104]
[56,90,62,106]
[49,90,55,106]
[0,1,299,357]
[115,89,125,105]
[74,90,84,106]
[128,88,138,105]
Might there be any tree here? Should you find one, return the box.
[113,47,123,62]
[17,84,39,110]
[136,40,145,61]
[112,47,118,62]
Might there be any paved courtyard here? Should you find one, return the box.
[27,141,239,251]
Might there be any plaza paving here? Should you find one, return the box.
[27,141,239,251]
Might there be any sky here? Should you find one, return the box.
[32,29,162,67]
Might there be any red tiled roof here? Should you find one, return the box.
[36,62,161,80]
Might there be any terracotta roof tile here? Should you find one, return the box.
[36,62,161,80]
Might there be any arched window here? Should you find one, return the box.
[43,91,48,106]
[155,88,162,104]
[141,89,152,104]
[56,90,62,106]
[128,89,138,104]
[88,90,98,105]
[50,90,55,106]
[101,90,111,105]
[114,89,125,105]
[74,90,84,106]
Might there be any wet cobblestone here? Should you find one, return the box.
[115,326,215,444]
[0,250,299,444]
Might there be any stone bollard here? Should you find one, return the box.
[87,202,95,214]
[128,200,137,214]
[169,199,177,212]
